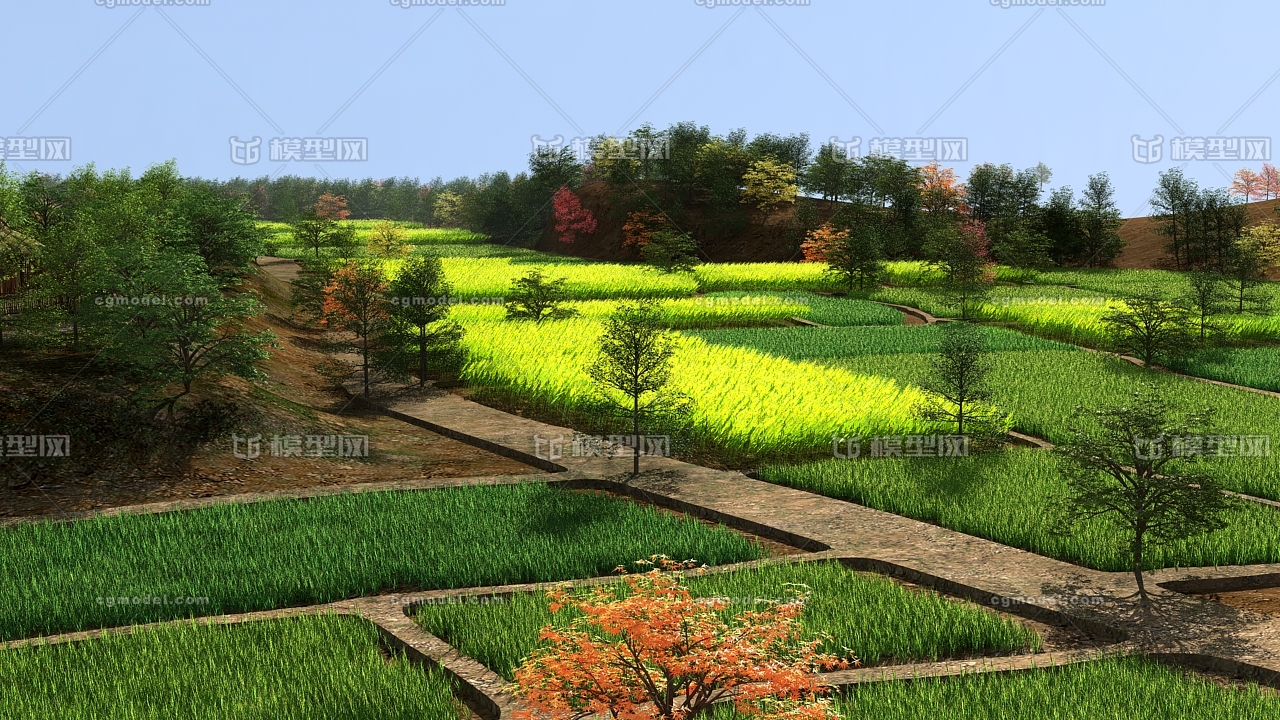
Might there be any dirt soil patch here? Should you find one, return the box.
[2,266,536,520]
[1196,587,1280,617]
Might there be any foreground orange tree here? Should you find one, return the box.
[511,565,849,720]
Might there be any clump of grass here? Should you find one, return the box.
[0,614,465,720]
[0,483,764,641]
[416,560,1039,681]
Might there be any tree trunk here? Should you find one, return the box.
[632,393,640,477]
[1132,534,1148,602]
[362,332,370,397]
[419,325,427,388]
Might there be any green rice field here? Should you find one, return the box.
[762,449,1280,571]
[0,615,464,720]
[0,483,763,640]
[712,657,1280,720]
[416,560,1039,680]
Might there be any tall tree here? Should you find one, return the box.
[801,220,884,292]
[1187,188,1246,268]
[923,220,995,319]
[1037,186,1084,265]
[1101,290,1193,366]
[1230,167,1264,204]
[171,182,263,272]
[740,157,798,221]
[323,261,391,397]
[1222,233,1272,315]
[99,252,273,418]
[913,321,1003,439]
[1260,163,1280,201]
[1077,173,1126,267]
[383,253,464,387]
[1150,168,1199,269]
[587,301,684,477]
[1055,386,1232,603]
[802,142,851,202]
[1180,269,1229,342]
[504,268,577,322]
[551,186,597,244]
[367,220,409,257]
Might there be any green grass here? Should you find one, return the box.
[761,449,1280,571]
[825,348,1280,500]
[0,483,764,641]
[0,615,464,720]
[1166,346,1280,393]
[713,657,1280,720]
[687,325,1073,361]
[416,560,1039,681]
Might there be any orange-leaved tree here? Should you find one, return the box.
[315,192,352,221]
[511,563,849,720]
[1260,163,1280,201]
[322,260,390,397]
[1230,168,1264,204]
[622,209,668,253]
[918,161,967,216]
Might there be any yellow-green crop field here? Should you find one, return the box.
[459,317,937,458]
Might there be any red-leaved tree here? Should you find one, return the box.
[553,186,597,244]
[315,192,351,221]
[322,261,390,397]
[511,562,849,720]
[1260,163,1280,201]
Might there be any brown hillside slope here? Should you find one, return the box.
[1115,198,1280,270]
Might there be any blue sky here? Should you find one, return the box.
[4,0,1277,216]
